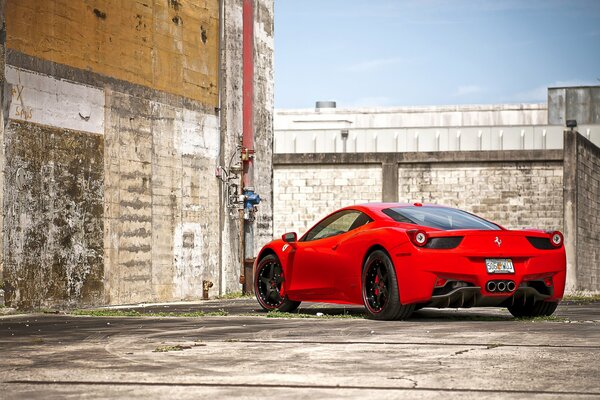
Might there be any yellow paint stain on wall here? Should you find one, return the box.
[6,0,219,106]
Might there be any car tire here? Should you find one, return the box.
[362,249,414,320]
[255,254,301,313]
[507,300,558,318]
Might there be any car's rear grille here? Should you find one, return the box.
[425,237,463,249]
[526,236,553,250]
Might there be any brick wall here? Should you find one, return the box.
[398,162,564,230]
[273,165,382,236]
[575,135,600,291]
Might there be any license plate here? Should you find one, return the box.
[485,258,514,274]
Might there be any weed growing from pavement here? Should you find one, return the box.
[153,344,191,352]
[520,315,567,322]
[215,291,253,300]
[71,309,229,317]
[563,294,600,304]
[264,310,367,319]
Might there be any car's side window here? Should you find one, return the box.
[302,210,372,242]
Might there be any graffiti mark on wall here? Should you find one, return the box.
[15,105,33,120]
[12,85,33,120]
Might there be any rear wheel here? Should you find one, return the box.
[362,250,414,320]
[255,254,300,313]
[507,300,558,318]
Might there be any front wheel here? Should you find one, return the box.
[507,300,558,318]
[362,250,414,320]
[255,254,300,313]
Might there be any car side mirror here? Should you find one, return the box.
[282,232,297,243]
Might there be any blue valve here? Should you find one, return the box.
[243,188,261,211]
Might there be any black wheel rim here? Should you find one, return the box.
[364,257,390,313]
[257,259,285,308]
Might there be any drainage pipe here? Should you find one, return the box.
[240,0,255,286]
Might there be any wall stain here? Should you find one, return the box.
[93,9,107,20]
[200,26,207,44]
[3,120,104,309]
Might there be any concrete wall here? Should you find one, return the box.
[3,121,104,308]
[564,130,600,293]
[549,86,600,126]
[6,0,219,105]
[1,0,275,308]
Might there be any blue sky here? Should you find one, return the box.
[274,0,600,109]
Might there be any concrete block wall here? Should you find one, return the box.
[397,162,564,230]
[564,131,600,293]
[575,135,600,291]
[272,147,600,293]
[273,165,382,236]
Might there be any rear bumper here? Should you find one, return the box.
[391,243,566,305]
[424,284,553,308]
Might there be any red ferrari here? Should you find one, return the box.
[254,203,566,320]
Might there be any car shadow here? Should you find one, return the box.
[280,304,516,321]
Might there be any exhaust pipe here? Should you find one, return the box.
[486,281,496,292]
[507,281,516,292]
[497,281,507,292]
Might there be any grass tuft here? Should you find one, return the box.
[71,309,229,318]
[215,292,253,300]
[153,344,191,353]
[563,294,600,304]
[518,315,566,322]
[264,310,366,319]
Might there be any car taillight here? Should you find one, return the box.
[407,229,428,247]
[549,231,563,248]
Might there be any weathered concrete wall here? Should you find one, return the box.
[3,120,104,309]
[1,0,275,308]
[0,0,6,305]
[252,0,274,256]
[218,0,243,294]
[103,91,221,304]
[549,86,600,126]
[564,130,600,293]
[273,165,382,236]
[5,0,219,105]
[397,162,564,230]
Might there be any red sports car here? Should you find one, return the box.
[254,203,566,320]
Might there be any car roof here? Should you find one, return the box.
[341,203,449,220]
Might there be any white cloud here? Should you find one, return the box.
[454,85,483,97]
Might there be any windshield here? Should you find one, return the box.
[382,206,501,231]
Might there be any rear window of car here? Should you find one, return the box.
[382,206,501,231]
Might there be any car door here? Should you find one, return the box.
[286,210,372,301]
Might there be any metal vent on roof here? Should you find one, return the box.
[315,101,336,109]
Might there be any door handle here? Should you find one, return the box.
[332,243,339,250]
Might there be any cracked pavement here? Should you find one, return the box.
[1,299,599,399]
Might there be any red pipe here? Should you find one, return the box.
[242,0,254,189]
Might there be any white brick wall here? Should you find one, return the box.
[273,165,382,237]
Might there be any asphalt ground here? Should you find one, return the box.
[1,299,599,399]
